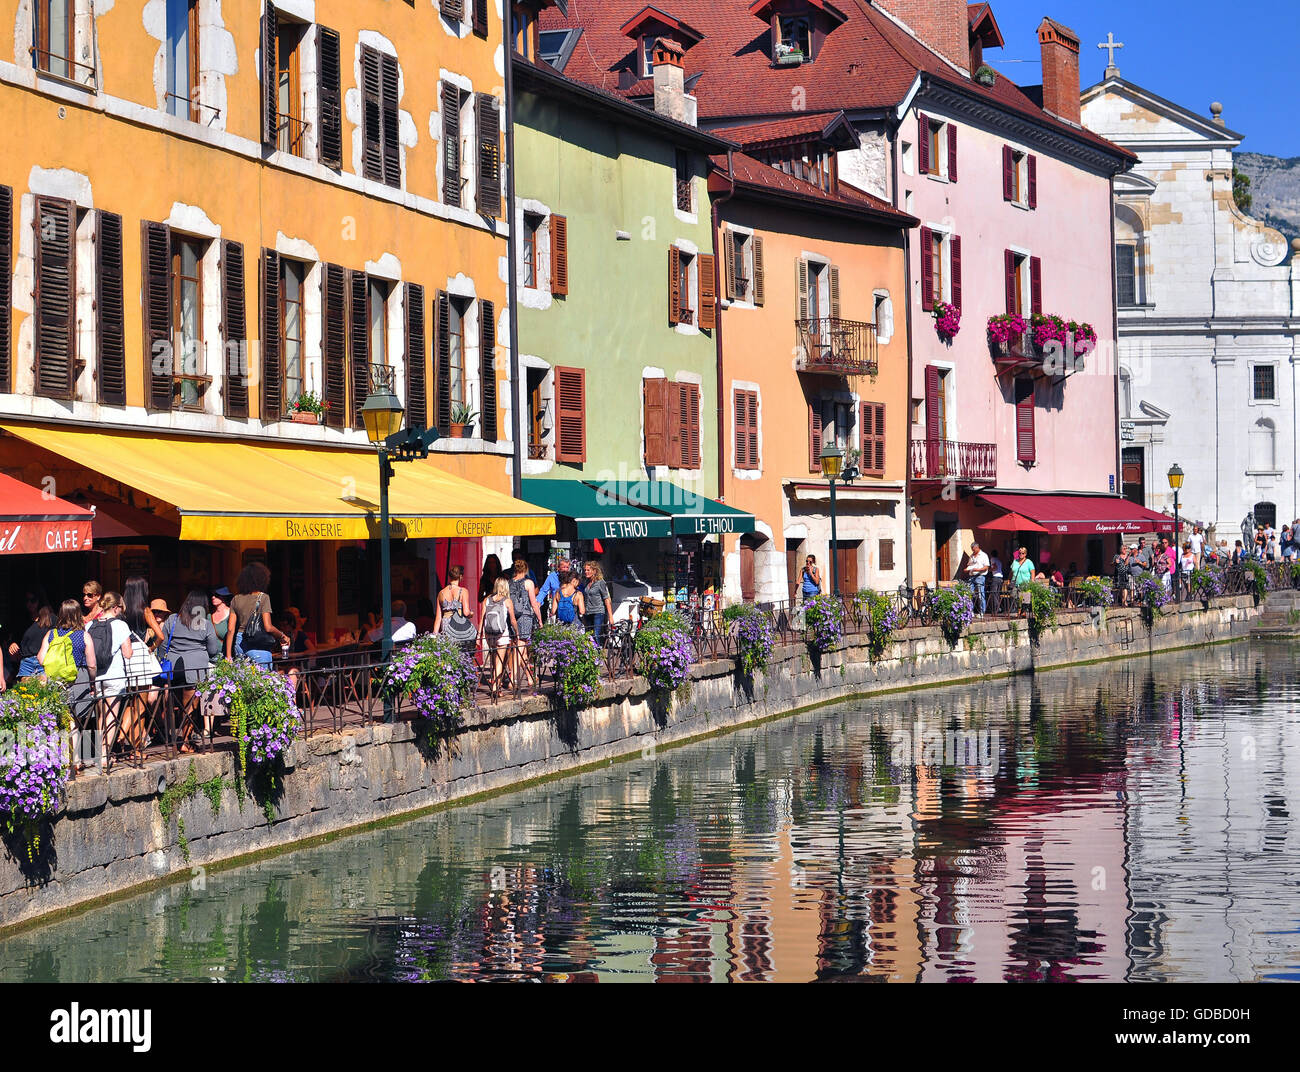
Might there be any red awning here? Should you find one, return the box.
[0,472,95,554]
[71,493,180,541]
[978,493,1176,536]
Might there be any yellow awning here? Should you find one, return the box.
[2,424,555,542]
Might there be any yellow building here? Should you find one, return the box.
[0,0,552,634]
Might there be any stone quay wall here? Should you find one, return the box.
[0,594,1260,931]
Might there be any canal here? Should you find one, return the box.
[2,642,1298,982]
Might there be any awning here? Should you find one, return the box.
[70,492,181,541]
[521,479,673,539]
[2,424,555,542]
[978,492,1176,535]
[0,472,94,553]
[604,480,756,536]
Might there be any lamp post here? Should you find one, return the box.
[820,442,844,597]
[360,374,406,674]
[1167,462,1184,599]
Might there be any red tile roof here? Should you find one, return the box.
[717,152,917,227]
[711,111,856,151]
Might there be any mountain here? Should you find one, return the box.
[1234,151,1300,246]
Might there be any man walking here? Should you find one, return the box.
[967,541,990,617]
[537,556,570,623]
[1190,524,1204,568]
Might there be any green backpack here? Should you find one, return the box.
[41,629,78,684]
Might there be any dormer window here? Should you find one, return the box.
[750,0,848,66]
[640,34,656,77]
[776,15,810,62]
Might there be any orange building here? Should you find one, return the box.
[712,116,916,602]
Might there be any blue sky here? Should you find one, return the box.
[982,1,1300,157]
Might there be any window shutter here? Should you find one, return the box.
[550,214,568,296]
[479,297,497,441]
[797,258,809,320]
[443,0,464,20]
[435,290,451,431]
[668,246,681,325]
[141,220,172,411]
[33,195,76,400]
[947,123,958,181]
[746,390,759,469]
[1030,256,1042,315]
[404,282,427,431]
[1002,145,1014,201]
[475,92,501,217]
[829,264,841,320]
[360,46,383,182]
[261,3,278,150]
[95,210,126,406]
[808,400,822,473]
[919,227,934,312]
[442,82,462,207]
[1015,377,1035,463]
[1004,249,1017,314]
[668,381,684,466]
[220,239,248,417]
[917,112,930,174]
[735,389,759,470]
[260,249,282,420]
[321,262,347,427]
[0,185,10,394]
[685,382,701,468]
[861,402,885,477]
[753,236,765,306]
[698,253,717,330]
[924,365,941,442]
[555,365,586,463]
[380,52,401,187]
[472,0,489,38]
[950,236,962,311]
[317,27,343,169]
[1027,154,1038,209]
[644,377,668,466]
[349,271,369,428]
[723,230,736,301]
[880,539,895,572]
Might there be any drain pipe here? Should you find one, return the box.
[712,150,736,505]
[505,38,523,500]
[889,117,916,591]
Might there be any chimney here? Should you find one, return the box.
[652,38,696,126]
[874,1,970,74]
[1037,17,1081,124]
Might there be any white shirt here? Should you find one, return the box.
[1189,532,1203,554]
[967,551,990,576]
[990,556,1003,577]
[368,617,416,643]
[94,618,133,694]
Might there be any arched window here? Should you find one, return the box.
[1119,367,1132,418]
[1249,417,1277,471]
[1114,203,1146,306]
[1254,502,1277,529]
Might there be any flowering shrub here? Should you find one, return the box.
[803,595,844,653]
[378,633,478,736]
[929,583,975,645]
[1190,565,1225,602]
[533,623,602,709]
[1073,576,1113,607]
[724,605,774,675]
[987,312,1027,346]
[932,300,961,341]
[1030,312,1069,351]
[1134,575,1172,623]
[289,390,329,416]
[1070,320,1098,355]
[635,612,694,692]
[1242,560,1269,602]
[0,678,71,860]
[1018,580,1060,638]
[853,590,904,660]
[200,659,302,775]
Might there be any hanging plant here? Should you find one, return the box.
[1069,320,1098,355]
[933,300,961,341]
[533,624,602,709]
[199,660,302,778]
[635,612,694,692]
[1134,575,1172,624]
[1030,312,1069,351]
[1017,580,1060,639]
[378,633,478,736]
[987,312,1027,346]
[1072,576,1113,608]
[804,595,844,653]
[724,604,774,675]
[853,589,905,660]
[0,678,71,861]
[928,583,975,644]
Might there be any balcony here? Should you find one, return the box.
[989,329,1086,380]
[795,318,878,377]
[911,439,997,484]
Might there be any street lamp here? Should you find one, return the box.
[1167,463,1184,599]
[361,379,406,673]
[820,442,844,597]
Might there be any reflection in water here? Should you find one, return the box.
[4,642,1300,982]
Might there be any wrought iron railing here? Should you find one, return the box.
[29,46,98,89]
[911,438,998,483]
[275,112,311,156]
[795,318,878,375]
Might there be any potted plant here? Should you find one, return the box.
[987,312,1027,356]
[774,42,804,65]
[933,300,961,342]
[289,390,328,424]
[975,64,997,87]
[449,401,478,438]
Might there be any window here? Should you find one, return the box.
[758,145,835,193]
[1250,418,1277,471]
[555,366,586,463]
[32,195,76,400]
[1254,502,1277,529]
[774,14,810,61]
[929,232,944,306]
[361,46,400,187]
[675,150,694,214]
[821,398,854,453]
[274,16,307,155]
[644,378,700,469]
[171,234,207,409]
[917,113,956,181]
[1253,365,1276,401]
[1004,250,1041,316]
[640,35,656,77]
[442,0,465,23]
[861,401,885,477]
[1002,147,1037,208]
[442,82,465,206]
[476,92,502,217]
[727,229,755,303]
[165,0,201,119]
[918,229,960,313]
[734,388,759,470]
[527,367,550,459]
[1116,244,1137,307]
[873,292,893,344]
[669,246,715,330]
[678,251,694,323]
[368,276,389,370]
[281,258,306,405]
[522,213,543,288]
[879,539,895,572]
[511,4,537,59]
[34,0,76,81]
[472,0,489,39]
[447,296,467,407]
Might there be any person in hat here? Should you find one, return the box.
[210,587,233,650]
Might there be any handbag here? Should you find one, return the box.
[124,629,162,687]
[154,618,176,686]
[443,610,478,644]
[238,595,277,653]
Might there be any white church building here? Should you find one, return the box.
[1082,56,1300,540]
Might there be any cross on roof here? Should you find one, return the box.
[1098,32,1124,75]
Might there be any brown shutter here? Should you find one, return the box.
[644,377,668,466]
[698,253,717,330]
[95,210,126,406]
[435,290,451,431]
[808,400,822,473]
[746,390,759,469]
[555,365,586,463]
[261,249,282,420]
[861,401,885,477]
[668,381,684,466]
[442,0,464,19]
[1027,154,1038,209]
[828,264,841,320]
[735,389,758,470]
[317,26,343,169]
[550,214,568,296]
[917,112,930,174]
[475,92,502,217]
[479,297,497,441]
[685,382,701,468]
[360,46,383,182]
[141,221,172,411]
[919,227,934,312]
[950,236,962,311]
[1002,145,1014,201]
[0,185,10,394]
[472,0,489,38]
[668,246,681,325]
[1015,377,1035,463]
[33,195,76,400]
[1004,249,1017,314]
[404,282,427,430]
[947,122,958,181]
[797,258,809,320]
[349,270,369,428]
[221,239,248,417]
[442,82,462,207]
[1030,256,1042,315]
[261,3,278,149]
[321,262,347,427]
[924,365,941,442]
[723,229,736,301]
[752,235,765,306]
[380,52,401,187]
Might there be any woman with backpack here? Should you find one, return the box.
[479,577,519,691]
[225,562,289,668]
[163,590,223,752]
[551,570,585,628]
[508,557,542,688]
[37,599,97,769]
[433,565,474,641]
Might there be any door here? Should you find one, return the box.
[740,536,758,601]
[1121,447,1144,505]
[835,541,859,596]
[786,542,804,604]
[935,520,957,582]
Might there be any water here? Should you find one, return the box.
[3,642,1300,983]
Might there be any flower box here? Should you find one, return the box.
[290,411,323,425]
[775,50,805,66]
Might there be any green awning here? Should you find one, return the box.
[520,479,673,539]
[602,480,757,536]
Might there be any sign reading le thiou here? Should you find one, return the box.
[0,522,93,554]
